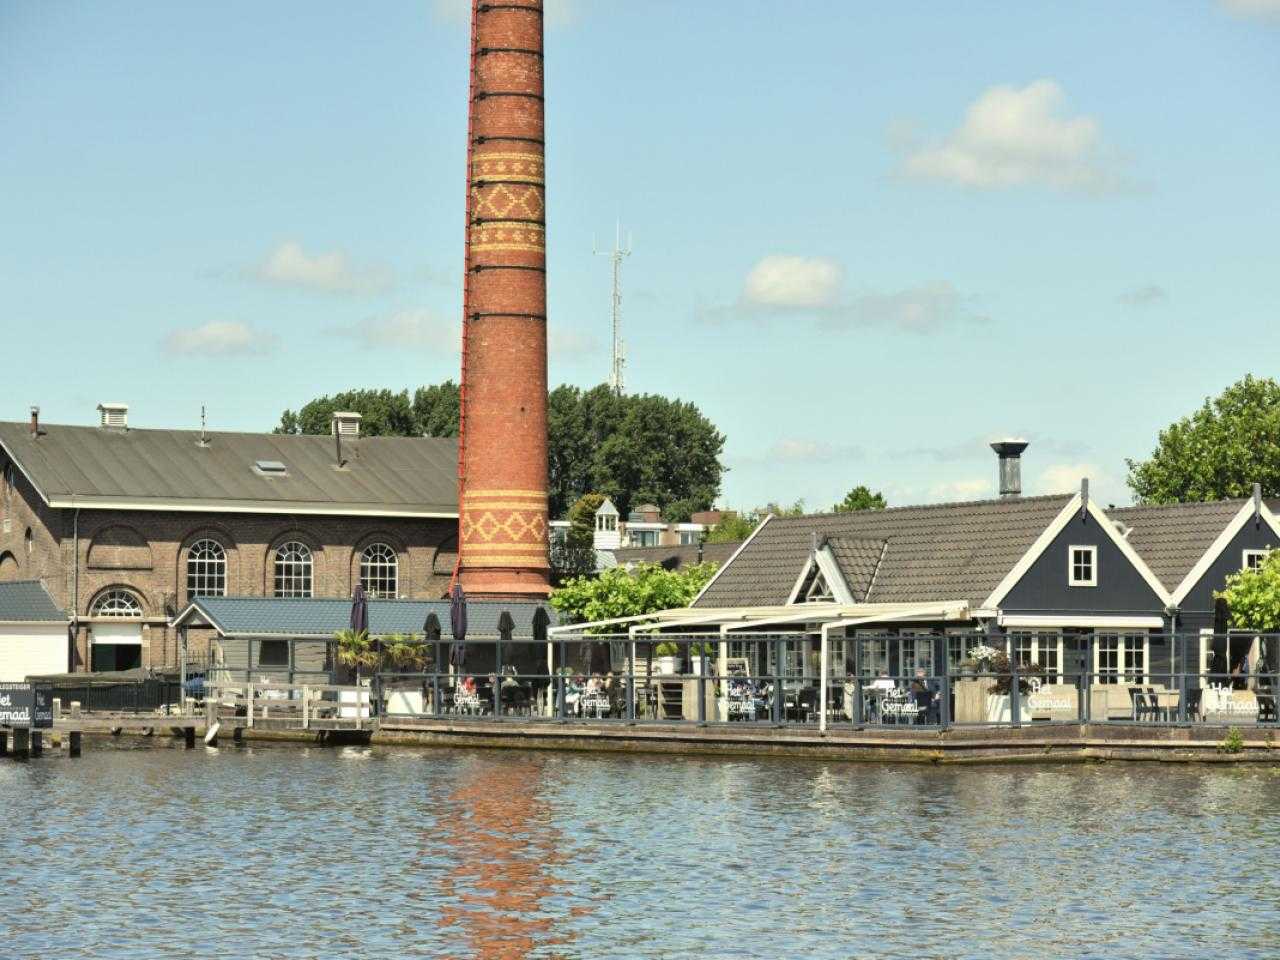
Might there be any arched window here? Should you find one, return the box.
[91,589,143,617]
[187,539,227,598]
[274,541,312,598]
[360,543,398,598]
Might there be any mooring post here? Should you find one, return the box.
[70,700,81,719]
[0,730,7,756]
[11,728,29,759]
[184,726,195,749]
[30,731,42,757]
[69,730,81,757]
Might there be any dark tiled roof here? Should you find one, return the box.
[0,581,67,622]
[612,542,742,571]
[184,596,556,640]
[0,422,458,516]
[695,495,1073,609]
[826,537,887,600]
[1109,499,1248,591]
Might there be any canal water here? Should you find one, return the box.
[3,742,1277,959]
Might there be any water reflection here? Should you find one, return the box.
[434,755,584,959]
[2,745,1279,959]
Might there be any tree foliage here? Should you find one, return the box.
[833,485,887,512]
[1127,375,1280,504]
[551,492,605,582]
[549,562,719,627]
[278,381,724,519]
[1217,552,1280,632]
[705,513,758,543]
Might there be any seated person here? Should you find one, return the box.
[871,670,896,692]
[909,667,938,722]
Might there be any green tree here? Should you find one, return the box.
[276,389,417,437]
[278,381,726,519]
[706,513,757,543]
[549,562,720,627]
[552,492,605,582]
[412,381,461,437]
[1127,375,1280,504]
[1217,552,1280,632]
[833,485,887,512]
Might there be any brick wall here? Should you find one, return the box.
[0,446,455,671]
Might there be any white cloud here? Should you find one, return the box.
[1036,462,1097,496]
[251,241,393,295]
[768,438,862,464]
[331,309,459,350]
[432,0,578,27]
[743,255,843,309]
[833,281,987,333]
[899,80,1125,193]
[162,321,277,357]
[928,478,992,502]
[1118,284,1168,307]
[1220,0,1280,21]
[710,257,986,334]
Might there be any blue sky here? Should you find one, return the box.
[2,0,1277,512]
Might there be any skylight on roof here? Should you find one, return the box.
[253,460,288,477]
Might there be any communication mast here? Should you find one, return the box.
[594,222,632,394]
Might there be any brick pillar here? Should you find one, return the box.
[458,0,551,598]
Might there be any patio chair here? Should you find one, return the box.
[1257,693,1277,724]
[1184,687,1202,722]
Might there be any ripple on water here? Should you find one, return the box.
[2,744,1279,959]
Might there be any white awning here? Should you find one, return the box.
[91,622,143,645]
[998,614,1165,629]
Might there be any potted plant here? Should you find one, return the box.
[654,641,682,675]
[968,643,999,672]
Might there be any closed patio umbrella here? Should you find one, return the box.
[449,582,468,670]
[349,582,371,695]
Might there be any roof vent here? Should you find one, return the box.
[331,412,361,438]
[253,459,288,477]
[97,403,128,430]
[990,439,1029,498]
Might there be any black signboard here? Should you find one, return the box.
[0,683,54,729]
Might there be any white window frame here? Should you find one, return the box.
[855,630,890,679]
[1010,630,1064,683]
[898,629,936,677]
[1069,545,1098,587]
[1243,549,1270,571]
[91,589,144,618]
[186,538,227,598]
[1093,632,1148,685]
[359,542,399,599]
[804,570,834,603]
[274,541,313,598]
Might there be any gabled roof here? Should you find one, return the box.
[0,422,458,517]
[1109,498,1253,592]
[0,581,68,623]
[693,495,1073,609]
[174,595,557,640]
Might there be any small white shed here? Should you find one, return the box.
[0,581,70,682]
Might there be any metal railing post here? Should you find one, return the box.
[772,637,783,725]
[940,673,951,728]
[557,636,567,720]
[494,637,503,719]
[1178,633,1189,724]
[1009,652,1021,727]
[626,638,636,722]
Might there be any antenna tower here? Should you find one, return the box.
[595,222,632,394]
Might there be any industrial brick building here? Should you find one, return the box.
[0,405,458,672]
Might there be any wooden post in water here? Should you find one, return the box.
[0,730,7,755]
[69,730,81,757]
[184,726,195,749]
[11,728,29,759]
[30,731,42,757]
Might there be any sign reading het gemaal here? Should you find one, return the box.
[0,683,53,729]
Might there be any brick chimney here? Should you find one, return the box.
[456,0,551,597]
[29,406,39,437]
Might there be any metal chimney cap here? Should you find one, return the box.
[990,439,1029,457]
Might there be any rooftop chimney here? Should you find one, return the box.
[97,403,128,430]
[29,406,39,437]
[331,411,362,438]
[990,439,1029,498]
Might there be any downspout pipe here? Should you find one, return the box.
[71,506,80,671]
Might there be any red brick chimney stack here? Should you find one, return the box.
[457,0,551,598]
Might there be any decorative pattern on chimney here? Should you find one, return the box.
[457,0,551,597]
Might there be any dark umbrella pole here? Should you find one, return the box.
[449,583,468,710]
